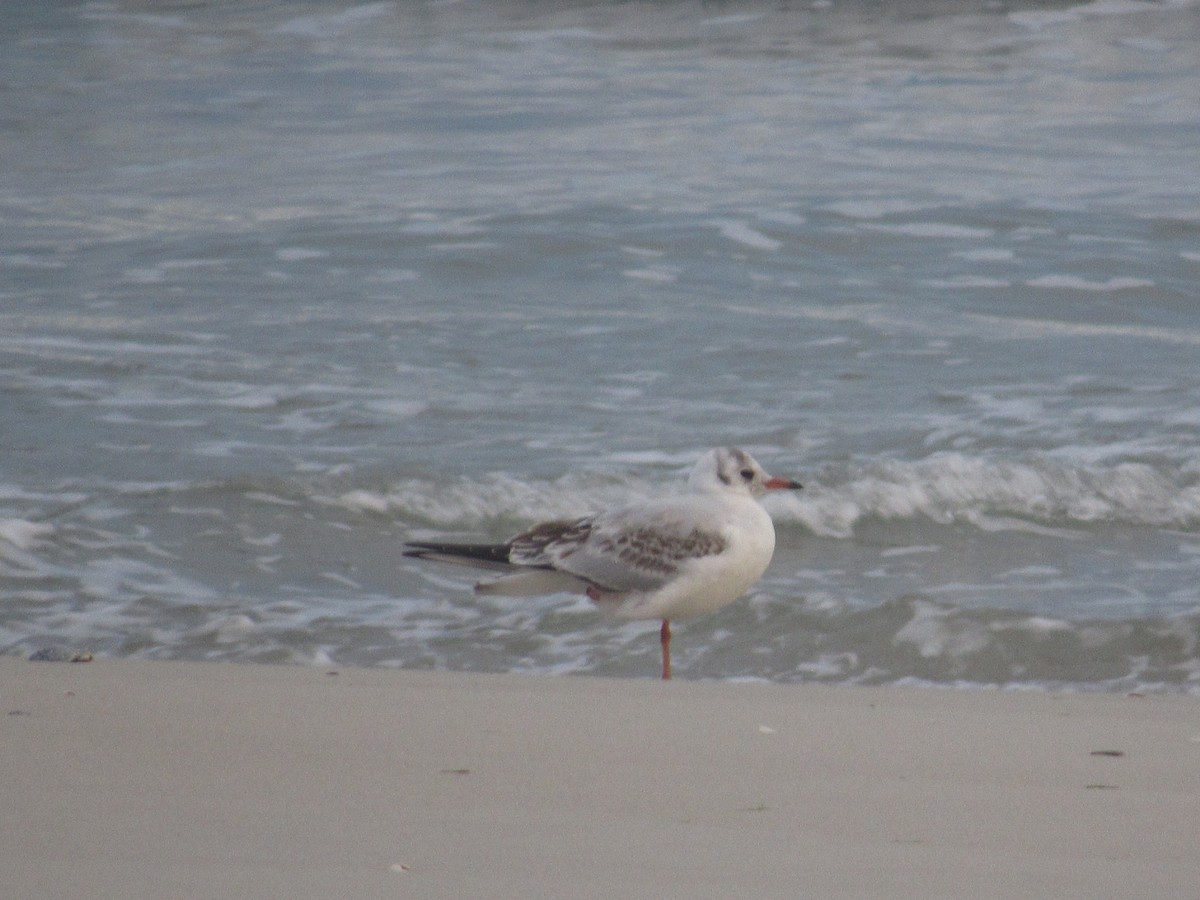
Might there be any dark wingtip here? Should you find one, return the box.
[402,541,512,565]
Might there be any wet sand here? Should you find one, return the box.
[2,656,1197,899]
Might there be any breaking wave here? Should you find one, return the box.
[333,452,1200,538]
[725,594,1200,693]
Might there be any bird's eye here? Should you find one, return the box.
[739,468,755,481]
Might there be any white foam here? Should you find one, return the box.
[0,254,67,269]
[622,267,678,283]
[769,454,1200,538]
[275,247,329,262]
[244,491,301,507]
[823,200,929,220]
[333,471,673,528]
[339,489,391,514]
[210,614,257,644]
[991,616,1074,634]
[243,532,282,548]
[962,513,1082,538]
[192,440,249,458]
[3,335,208,360]
[921,276,1010,289]
[953,248,1015,262]
[320,571,363,590]
[429,241,499,252]
[700,12,766,27]
[620,246,666,259]
[364,399,427,418]
[792,653,860,679]
[1011,0,1165,30]
[218,387,285,409]
[80,558,220,604]
[964,313,1200,346]
[273,2,396,38]
[606,449,697,466]
[1001,565,1062,579]
[879,545,939,558]
[266,410,333,434]
[893,600,991,659]
[0,518,54,551]
[712,220,783,251]
[1027,275,1154,291]
[122,267,165,284]
[860,222,995,240]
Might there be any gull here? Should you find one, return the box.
[403,447,801,679]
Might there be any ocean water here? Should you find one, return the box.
[2,0,1199,690]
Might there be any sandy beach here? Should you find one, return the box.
[2,656,1197,899]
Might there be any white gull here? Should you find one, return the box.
[403,447,802,679]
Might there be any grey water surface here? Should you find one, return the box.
[3,0,1199,688]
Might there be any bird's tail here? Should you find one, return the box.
[402,541,513,570]
[404,540,589,596]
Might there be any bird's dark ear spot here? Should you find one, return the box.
[717,471,732,485]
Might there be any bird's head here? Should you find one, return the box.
[688,447,802,498]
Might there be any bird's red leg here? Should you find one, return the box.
[660,619,672,680]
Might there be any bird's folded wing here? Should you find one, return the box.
[535,507,729,594]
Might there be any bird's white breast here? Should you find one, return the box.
[609,496,777,621]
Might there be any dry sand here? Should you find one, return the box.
[2,656,1197,899]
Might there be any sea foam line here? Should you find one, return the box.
[330,453,1200,537]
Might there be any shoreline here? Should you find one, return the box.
[3,656,1198,899]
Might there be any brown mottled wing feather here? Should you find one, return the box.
[507,517,594,566]
[405,518,594,572]
[539,505,728,594]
